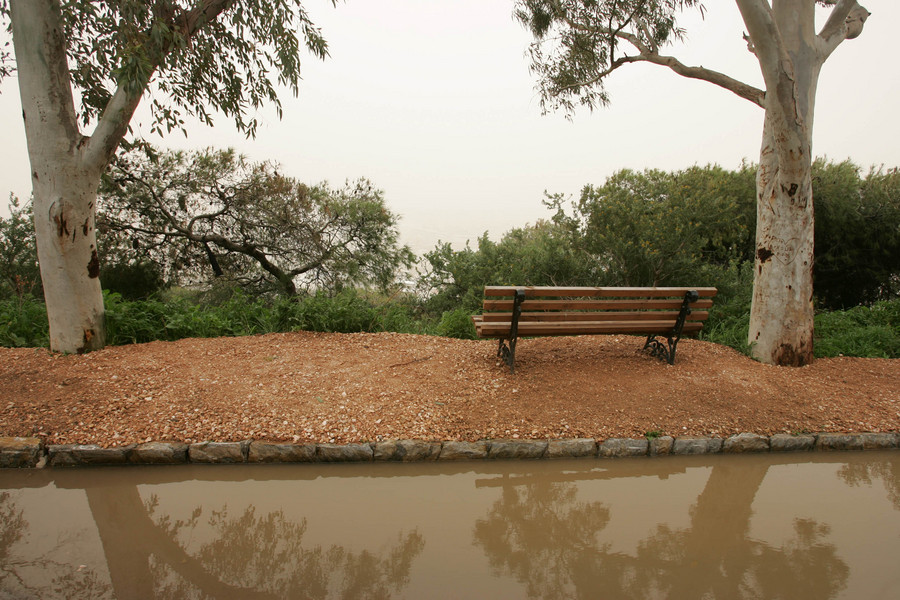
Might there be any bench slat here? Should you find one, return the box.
[483,298,714,312]
[479,310,709,323]
[476,320,704,338]
[483,286,718,298]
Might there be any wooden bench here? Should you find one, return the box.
[472,286,717,373]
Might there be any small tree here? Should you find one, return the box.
[2,0,331,352]
[0,195,41,299]
[515,0,871,365]
[100,146,415,296]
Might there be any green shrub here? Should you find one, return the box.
[814,300,900,358]
[436,307,477,339]
[0,296,48,347]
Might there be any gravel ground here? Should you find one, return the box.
[1,331,898,447]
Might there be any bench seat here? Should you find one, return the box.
[472,286,717,372]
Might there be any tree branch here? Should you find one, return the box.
[818,1,869,59]
[640,52,766,107]
[83,0,237,171]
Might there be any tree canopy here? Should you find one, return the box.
[99,146,415,296]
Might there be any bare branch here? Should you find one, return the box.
[641,52,766,107]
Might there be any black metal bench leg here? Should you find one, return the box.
[502,288,526,374]
[644,334,675,364]
[643,290,699,365]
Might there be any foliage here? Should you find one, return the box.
[549,165,755,286]
[105,287,430,346]
[1,288,897,359]
[813,159,900,309]
[814,299,900,359]
[420,220,597,316]
[515,0,704,114]
[0,195,41,300]
[101,260,166,301]
[699,262,755,356]
[0,295,48,348]
[436,308,477,340]
[0,0,333,138]
[99,146,415,296]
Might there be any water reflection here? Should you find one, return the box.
[473,462,848,599]
[1,452,898,599]
[88,482,424,599]
[837,456,900,510]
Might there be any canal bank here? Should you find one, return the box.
[2,431,898,468]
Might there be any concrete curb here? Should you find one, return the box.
[2,432,898,468]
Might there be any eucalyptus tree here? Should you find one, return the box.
[99,146,415,296]
[515,0,871,366]
[2,0,331,353]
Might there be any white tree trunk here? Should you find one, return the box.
[11,0,107,352]
[748,114,815,365]
[31,171,106,353]
[742,0,823,366]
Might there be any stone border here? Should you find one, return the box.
[2,432,899,469]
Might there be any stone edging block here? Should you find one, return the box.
[770,433,816,452]
[723,433,770,453]
[439,441,489,460]
[375,440,442,462]
[130,442,189,465]
[599,438,649,458]
[317,443,374,462]
[488,440,548,460]
[1,431,898,469]
[0,437,43,468]
[48,444,133,467]
[188,441,246,464]
[547,438,597,459]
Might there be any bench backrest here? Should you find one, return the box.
[480,286,716,327]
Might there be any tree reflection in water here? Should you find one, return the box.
[144,498,425,600]
[838,457,900,511]
[0,491,113,599]
[473,463,849,600]
[474,482,613,598]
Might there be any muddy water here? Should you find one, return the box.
[1,451,898,599]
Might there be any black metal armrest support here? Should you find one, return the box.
[497,288,526,373]
[643,289,700,365]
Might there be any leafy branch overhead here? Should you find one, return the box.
[59,0,333,138]
[516,0,868,114]
[99,146,414,296]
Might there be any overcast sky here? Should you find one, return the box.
[1,1,898,254]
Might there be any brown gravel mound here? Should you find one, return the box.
[1,331,898,448]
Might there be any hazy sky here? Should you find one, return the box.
[1,1,898,254]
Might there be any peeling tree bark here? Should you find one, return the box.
[750,113,816,365]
